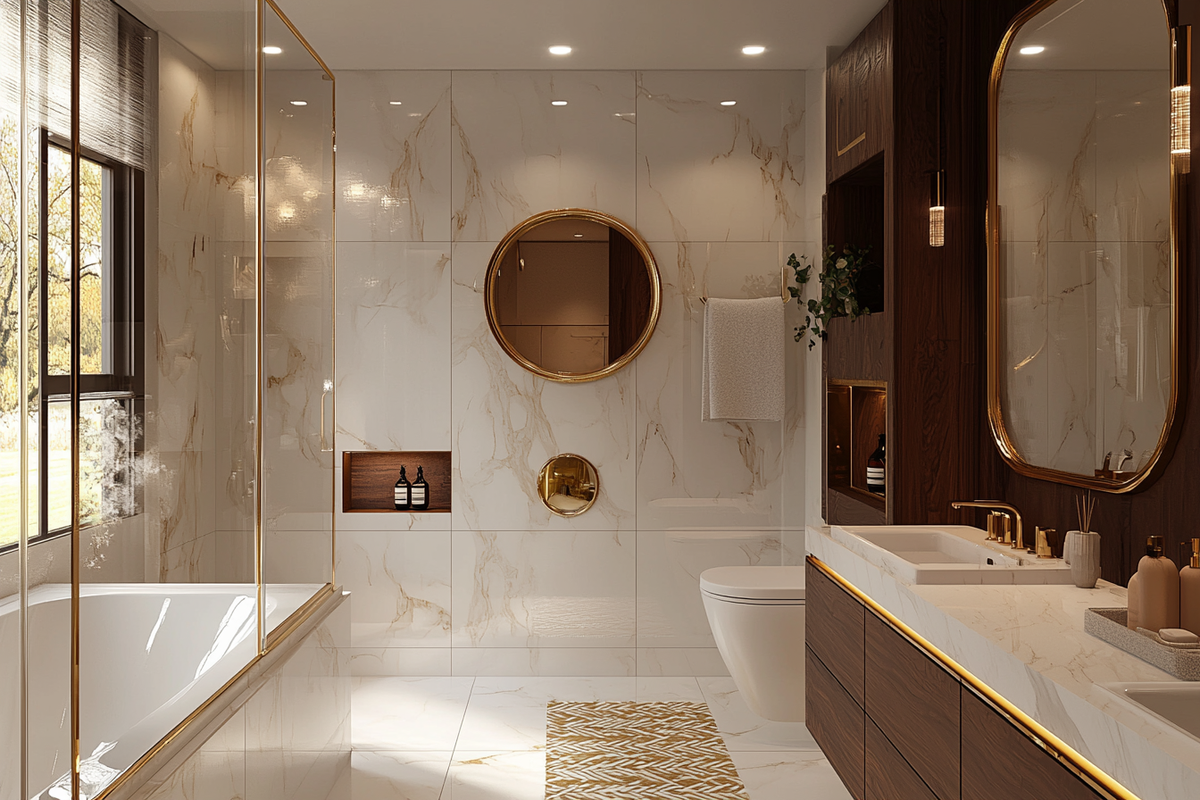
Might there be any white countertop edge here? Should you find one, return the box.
[806,525,1200,800]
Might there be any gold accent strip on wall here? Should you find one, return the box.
[834,95,867,157]
[837,132,866,157]
[807,557,1145,800]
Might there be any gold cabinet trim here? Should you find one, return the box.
[808,557,1143,800]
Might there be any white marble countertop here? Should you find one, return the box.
[806,525,1200,800]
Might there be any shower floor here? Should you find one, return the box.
[340,675,853,799]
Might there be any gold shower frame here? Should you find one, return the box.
[12,2,339,798]
[985,0,1186,493]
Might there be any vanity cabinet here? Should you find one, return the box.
[806,558,1109,800]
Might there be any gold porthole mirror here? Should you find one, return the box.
[987,0,1185,492]
[485,209,661,382]
[538,454,600,517]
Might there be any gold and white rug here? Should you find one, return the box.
[544,700,750,799]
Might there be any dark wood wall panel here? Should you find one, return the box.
[828,5,893,183]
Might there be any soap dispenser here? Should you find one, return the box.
[411,466,430,511]
[394,466,411,511]
[1137,535,1180,632]
[1181,538,1200,636]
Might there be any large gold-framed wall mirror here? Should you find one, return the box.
[485,209,661,383]
[987,0,1185,492]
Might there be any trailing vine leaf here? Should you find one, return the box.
[787,245,874,349]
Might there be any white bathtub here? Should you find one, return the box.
[0,583,320,800]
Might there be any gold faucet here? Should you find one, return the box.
[951,501,1026,551]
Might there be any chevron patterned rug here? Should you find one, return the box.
[544,701,750,799]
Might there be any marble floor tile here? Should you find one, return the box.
[352,677,474,751]
[455,677,631,751]
[441,751,546,800]
[349,751,452,800]
[731,751,855,800]
[699,677,819,752]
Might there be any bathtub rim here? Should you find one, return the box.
[92,582,342,800]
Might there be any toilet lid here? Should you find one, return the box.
[699,566,806,601]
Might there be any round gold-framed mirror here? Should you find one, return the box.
[986,0,1184,492]
[484,209,661,383]
[538,454,599,517]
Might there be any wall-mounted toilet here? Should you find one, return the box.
[700,565,806,722]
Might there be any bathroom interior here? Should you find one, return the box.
[1,0,1199,798]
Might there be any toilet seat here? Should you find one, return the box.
[699,566,805,603]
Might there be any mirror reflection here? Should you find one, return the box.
[486,210,660,382]
[991,0,1179,488]
[538,454,599,517]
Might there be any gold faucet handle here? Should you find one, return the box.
[1037,528,1056,559]
[985,512,1000,542]
[996,513,1012,545]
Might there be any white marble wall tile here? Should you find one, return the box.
[336,530,451,648]
[451,530,635,648]
[262,529,333,587]
[140,708,246,800]
[450,71,637,241]
[1045,241,1099,472]
[336,241,452,457]
[635,648,730,677]
[782,244,813,531]
[451,243,636,531]
[450,647,637,677]
[1095,71,1170,245]
[338,72,452,242]
[782,529,806,567]
[801,69,825,529]
[346,647,452,677]
[636,72,805,242]
[635,241,785,531]
[161,529,218,583]
[636,530,780,648]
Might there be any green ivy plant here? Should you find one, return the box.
[787,245,874,349]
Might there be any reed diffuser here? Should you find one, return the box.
[1067,491,1101,588]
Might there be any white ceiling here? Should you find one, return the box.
[122,0,889,72]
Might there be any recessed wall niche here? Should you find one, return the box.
[342,451,452,513]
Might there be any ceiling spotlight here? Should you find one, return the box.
[742,45,766,56]
[389,101,403,106]
[551,100,568,106]
[262,46,282,55]
[1019,45,1045,55]
[720,100,737,106]
[549,45,572,56]
[290,100,307,106]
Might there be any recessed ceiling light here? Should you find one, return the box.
[549,45,572,56]
[720,100,737,106]
[742,45,766,56]
[573,233,584,238]
[389,101,403,106]
[408,112,422,117]
[262,46,282,55]
[290,100,307,106]
[551,100,568,106]
[1019,45,1045,55]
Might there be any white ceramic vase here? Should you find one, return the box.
[1064,530,1101,588]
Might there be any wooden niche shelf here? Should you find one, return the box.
[828,381,887,517]
[343,451,452,513]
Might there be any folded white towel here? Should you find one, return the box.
[702,297,785,421]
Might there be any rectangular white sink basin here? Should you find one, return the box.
[830,525,1076,585]
[1102,683,1200,742]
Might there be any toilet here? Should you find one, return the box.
[700,565,806,722]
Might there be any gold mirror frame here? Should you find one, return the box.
[484,208,662,383]
[986,0,1185,493]
[538,453,600,517]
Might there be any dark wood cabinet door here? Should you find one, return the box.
[961,690,1106,800]
[807,645,866,800]
[826,4,891,182]
[806,560,866,707]
[866,717,939,800]
[865,612,961,799]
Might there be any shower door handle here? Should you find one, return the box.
[320,379,333,452]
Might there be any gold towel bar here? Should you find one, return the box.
[701,264,793,305]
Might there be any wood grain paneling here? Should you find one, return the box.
[866,613,961,800]
[806,559,866,707]
[961,689,1104,800]
[342,450,452,512]
[866,717,939,800]
[827,5,892,183]
[807,645,866,800]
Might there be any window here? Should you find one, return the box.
[0,128,143,549]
